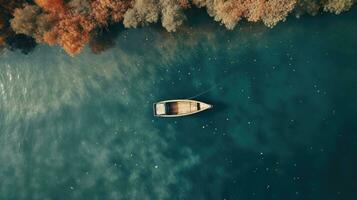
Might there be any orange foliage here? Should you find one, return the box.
[261,0,297,27]
[179,0,191,9]
[245,0,265,22]
[44,15,91,56]
[35,0,65,14]
[34,0,131,55]
[211,0,297,29]
[3,0,357,56]
[91,0,132,25]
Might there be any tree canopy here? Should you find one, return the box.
[0,0,355,55]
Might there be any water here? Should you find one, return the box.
[1,8,357,200]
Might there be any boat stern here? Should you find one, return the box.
[153,103,166,116]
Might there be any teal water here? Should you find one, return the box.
[1,8,357,200]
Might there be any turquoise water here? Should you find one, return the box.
[1,8,357,200]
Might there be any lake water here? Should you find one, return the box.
[0,8,356,200]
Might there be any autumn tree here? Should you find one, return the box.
[323,0,355,14]
[35,0,65,14]
[123,0,185,32]
[0,0,37,53]
[11,5,56,42]
[3,0,357,56]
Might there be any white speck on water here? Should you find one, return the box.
[154,165,159,169]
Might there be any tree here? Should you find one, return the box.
[2,0,357,56]
[0,0,37,53]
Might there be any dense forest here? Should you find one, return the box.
[0,0,355,56]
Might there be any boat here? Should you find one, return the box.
[153,99,212,117]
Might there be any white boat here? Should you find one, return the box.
[153,99,212,117]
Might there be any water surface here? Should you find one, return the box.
[0,9,357,200]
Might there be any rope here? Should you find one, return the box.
[187,83,221,100]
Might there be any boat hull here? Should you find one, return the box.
[153,99,212,117]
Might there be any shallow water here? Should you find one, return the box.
[0,8,357,200]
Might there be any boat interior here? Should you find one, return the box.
[166,102,179,115]
[165,102,200,115]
